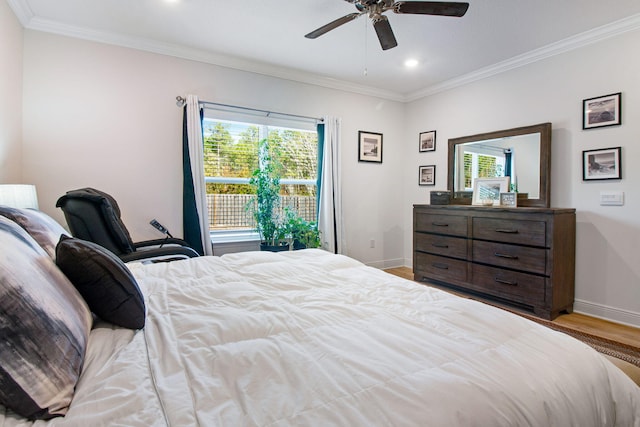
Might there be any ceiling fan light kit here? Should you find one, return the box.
[305,0,469,51]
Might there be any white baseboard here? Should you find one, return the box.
[366,258,406,270]
[573,299,640,329]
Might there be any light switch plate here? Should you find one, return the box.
[600,191,624,206]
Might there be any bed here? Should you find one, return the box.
[1,208,639,426]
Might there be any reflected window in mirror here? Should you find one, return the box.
[456,133,540,196]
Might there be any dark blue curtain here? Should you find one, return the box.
[182,107,205,255]
[316,122,325,218]
[504,149,512,180]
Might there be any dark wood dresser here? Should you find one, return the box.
[413,205,576,320]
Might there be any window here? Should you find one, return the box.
[463,151,505,190]
[201,112,319,237]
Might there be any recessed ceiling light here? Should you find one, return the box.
[404,59,419,68]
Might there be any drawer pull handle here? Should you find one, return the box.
[494,252,518,260]
[432,243,449,248]
[432,222,449,227]
[495,228,519,234]
[495,278,517,286]
[432,263,449,270]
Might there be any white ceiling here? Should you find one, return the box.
[8,0,640,101]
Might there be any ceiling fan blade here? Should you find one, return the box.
[305,13,362,39]
[372,16,398,50]
[394,1,469,17]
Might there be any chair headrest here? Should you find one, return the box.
[56,188,135,253]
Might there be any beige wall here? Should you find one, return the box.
[0,0,23,182]
[20,31,407,268]
[405,29,640,326]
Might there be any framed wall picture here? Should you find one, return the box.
[582,147,621,181]
[419,165,436,186]
[358,131,383,163]
[472,177,510,206]
[582,92,621,129]
[419,130,436,152]
[499,192,518,207]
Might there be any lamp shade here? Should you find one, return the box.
[0,184,39,209]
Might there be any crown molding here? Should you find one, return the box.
[6,0,33,26]
[24,16,405,102]
[12,2,640,104]
[406,13,640,102]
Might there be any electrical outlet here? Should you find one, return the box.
[600,191,624,206]
[370,239,375,248]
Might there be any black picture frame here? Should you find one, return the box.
[419,165,436,186]
[358,131,383,163]
[582,147,622,181]
[419,130,436,152]
[582,92,621,130]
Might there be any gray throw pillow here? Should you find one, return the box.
[0,206,69,259]
[0,216,92,420]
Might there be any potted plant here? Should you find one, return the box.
[284,208,321,250]
[248,138,289,251]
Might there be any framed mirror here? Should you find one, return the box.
[447,123,551,208]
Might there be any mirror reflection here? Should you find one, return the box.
[453,133,540,198]
[447,123,551,208]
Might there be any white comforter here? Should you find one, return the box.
[3,249,639,426]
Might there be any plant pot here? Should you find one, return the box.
[260,242,290,252]
[292,240,306,251]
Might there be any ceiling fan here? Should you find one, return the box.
[305,0,469,51]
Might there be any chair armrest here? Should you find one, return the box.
[120,245,200,263]
[133,238,193,249]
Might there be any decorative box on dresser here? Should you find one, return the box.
[413,205,576,320]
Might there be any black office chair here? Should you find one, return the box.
[56,187,200,263]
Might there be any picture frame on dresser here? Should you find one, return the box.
[472,177,510,206]
[500,192,518,207]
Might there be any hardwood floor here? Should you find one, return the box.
[384,267,640,349]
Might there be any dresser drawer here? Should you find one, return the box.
[415,233,467,259]
[415,253,467,282]
[472,241,546,275]
[472,217,546,247]
[415,213,467,236]
[470,264,545,305]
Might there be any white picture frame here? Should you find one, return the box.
[499,192,518,207]
[472,177,510,206]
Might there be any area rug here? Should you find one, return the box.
[513,311,640,369]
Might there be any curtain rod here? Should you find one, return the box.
[175,96,323,123]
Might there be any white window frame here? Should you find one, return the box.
[202,114,319,243]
